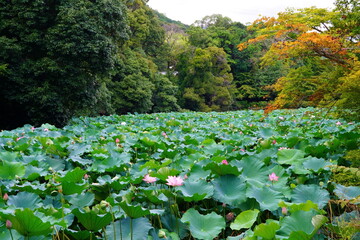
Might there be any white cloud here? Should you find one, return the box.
[147,0,335,25]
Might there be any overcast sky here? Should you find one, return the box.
[147,0,335,25]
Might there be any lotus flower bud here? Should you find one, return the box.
[158,229,166,238]
[6,220,12,229]
[226,212,235,222]
[3,193,8,201]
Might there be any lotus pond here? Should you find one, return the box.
[0,108,359,240]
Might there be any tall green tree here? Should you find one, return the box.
[0,0,128,129]
[177,46,234,111]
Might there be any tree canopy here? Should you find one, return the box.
[237,0,360,118]
[0,0,359,129]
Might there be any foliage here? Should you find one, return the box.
[330,166,360,186]
[151,74,180,113]
[177,46,234,111]
[110,48,155,114]
[238,2,360,116]
[0,108,359,239]
[343,150,360,168]
[0,0,129,128]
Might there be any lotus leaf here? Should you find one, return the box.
[212,175,247,206]
[181,208,225,240]
[230,209,259,230]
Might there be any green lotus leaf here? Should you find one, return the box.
[230,209,259,230]
[0,151,18,162]
[90,152,130,173]
[0,161,25,179]
[161,213,189,239]
[179,180,214,202]
[119,201,150,218]
[0,225,22,240]
[181,208,225,240]
[72,208,112,232]
[66,192,94,208]
[140,189,168,204]
[61,181,88,195]
[212,175,247,206]
[204,162,242,176]
[67,143,92,157]
[203,142,225,155]
[43,157,65,171]
[246,186,283,211]
[5,208,53,236]
[291,185,330,208]
[233,156,267,186]
[106,217,152,240]
[58,167,86,183]
[302,157,330,172]
[311,215,328,230]
[253,220,280,239]
[290,163,311,175]
[24,165,48,181]
[188,163,211,181]
[65,229,91,240]
[287,231,312,240]
[259,128,276,138]
[153,167,180,181]
[279,200,319,213]
[149,228,181,240]
[7,192,42,209]
[334,184,360,200]
[277,149,305,165]
[278,210,324,238]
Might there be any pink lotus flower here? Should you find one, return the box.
[240,148,245,152]
[166,176,183,186]
[281,207,288,215]
[3,193,8,201]
[43,128,49,132]
[6,220,12,229]
[272,140,277,144]
[115,138,120,143]
[84,174,90,180]
[143,174,157,184]
[161,132,168,138]
[336,121,342,126]
[221,160,229,165]
[279,116,284,120]
[269,172,279,182]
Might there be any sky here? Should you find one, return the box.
[147,0,335,25]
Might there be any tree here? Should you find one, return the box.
[151,74,180,112]
[237,4,360,114]
[177,46,234,111]
[0,0,128,129]
[110,48,155,114]
[109,0,179,114]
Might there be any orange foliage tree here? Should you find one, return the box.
[238,2,360,115]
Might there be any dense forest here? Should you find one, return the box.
[0,0,359,130]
